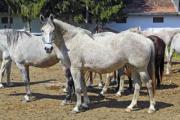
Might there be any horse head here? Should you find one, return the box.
[40,14,55,53]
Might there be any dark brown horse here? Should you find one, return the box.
[147,35,166,87]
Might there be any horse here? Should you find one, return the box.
[140,27,180,74]
[100,66,133,96]
[130,28,166,87]
[0,51,12,88]
[147,35,165,87]
[167,33,180,80]
[0,29,74,102]
[92,27,133,95]
[39,14,156,113]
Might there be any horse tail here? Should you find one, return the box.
[148,43,156,96]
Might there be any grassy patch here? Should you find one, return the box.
[172,52,180,61]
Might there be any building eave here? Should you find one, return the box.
[127,12,180,16]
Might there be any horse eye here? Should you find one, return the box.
[41,30,44,33]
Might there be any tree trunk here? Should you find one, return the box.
[85,4,89,24]
[27,21,31,32]
[7,6,11,28]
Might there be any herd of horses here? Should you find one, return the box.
[0,14,180,114]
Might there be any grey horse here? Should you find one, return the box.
[39,14,156,113]
[0,29,75,102]
[167,33,180,78]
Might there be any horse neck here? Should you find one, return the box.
[53,19,76,32]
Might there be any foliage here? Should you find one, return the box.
[42,0,125,24]
[5,0,45,22]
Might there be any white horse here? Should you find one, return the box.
[141,27,180,74]
[0,50,12,88]
[167,33,180,79]
[39,14,156,113]
[0,29,63,101]
[0,32,43,88]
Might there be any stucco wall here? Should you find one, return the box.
[106,15,180,32]
[0,15,42,32]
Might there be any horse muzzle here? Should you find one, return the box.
[44,44,53,53]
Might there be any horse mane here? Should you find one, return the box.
[0,29,32,47]
[53,19,94,40]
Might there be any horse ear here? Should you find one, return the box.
[40,14,45,23]
[49,14,54,21]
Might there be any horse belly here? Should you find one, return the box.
[29,56,59,68]
[83,57,125,74]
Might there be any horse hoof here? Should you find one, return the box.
[22,95,35,102]
[98,93,105,98]
[148,109,156,114]
[21,98,30,103]
[125,108,132,112]
[165,71,170,75]
[116,93,122,97]
[0,84,4,88]
[71,107,80,114]
[100,91,105,95]
[63,88,67,93]
[82,103,89,110]
[115,92,122,97]
[98,83,103,88]
[61,100,72,106]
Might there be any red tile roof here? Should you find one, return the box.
[124,0,177,14]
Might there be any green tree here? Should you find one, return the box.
[5,0,46,31]
[42,0,124,24]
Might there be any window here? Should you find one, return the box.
[153,16,164,23]
[116,17,127,23]
[1,17,13,24]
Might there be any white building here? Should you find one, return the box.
[1,0,180,32]
[106,0,180,32]
[0,0,41,32]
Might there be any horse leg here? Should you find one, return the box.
[100,72,113,95]
[81,72,90,109]
[62,68,75,105]
[146,79,156,113]
[70,67,83,113]
[125,71,141,112]
[126,67,133,90]
[128,76,133,90]
[166,48,174,75]
[87,72,93,87]
[111,71,117,83]
[98,73,103,88]
[116,74,125,96]
[17,64,31,102]
[165,46,169,59]
[0,58,11,88]
[116,70,120,91]
[115,68,125,96]
[6,60,13,87]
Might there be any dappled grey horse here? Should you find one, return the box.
[39,14,156,113]
[0,29,74,102]
[140,27,180,74]
[167,33,180,80]
[0,51,12,88]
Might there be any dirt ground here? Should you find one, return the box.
[0,62,180,120]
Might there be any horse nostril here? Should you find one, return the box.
[51,47,53,50]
